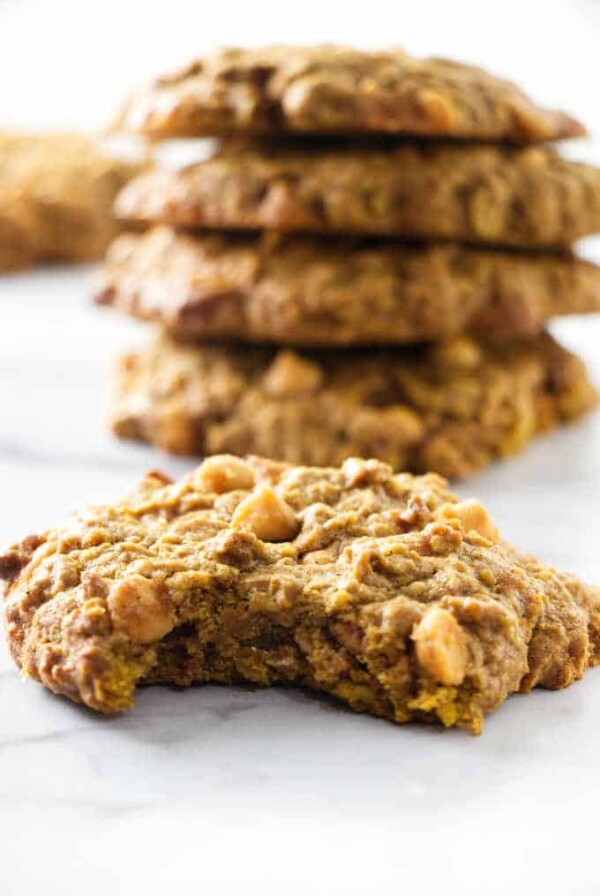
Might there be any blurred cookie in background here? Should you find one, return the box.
[0,131,145,271]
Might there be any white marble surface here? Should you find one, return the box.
[0,266,600,895]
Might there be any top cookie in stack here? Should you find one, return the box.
[97,46,600,478]
[113,46,584,141]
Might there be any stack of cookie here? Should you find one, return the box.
[98,46,600,479]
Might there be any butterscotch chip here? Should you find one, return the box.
[194,455,256,493]
[2,455,599,732]
[113,45,584,142]
[427,338,483,372]
[116,141,600,249]
[231,484,299,541]
[439,500,500,543]
[0,131,144,268]
[108,575,174,644]
[412,607,468,686]
[95,227,600,346]
[109,332,597,480]
[263,352,323,397]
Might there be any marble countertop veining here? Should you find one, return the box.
[1,265,600,895]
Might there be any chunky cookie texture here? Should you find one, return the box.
[2,455,599,732]
[96,227,600,346]
[0,131,144,267]
[116,141,600,249]
[113,45,584,142]
[111,332,597,478]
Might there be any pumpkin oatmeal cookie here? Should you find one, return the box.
[0,131,144,267]
[96,227,600,345]
[2,454,599,732]
[113,45,584,142]
[116,141,600,249]
[110,331,597,478]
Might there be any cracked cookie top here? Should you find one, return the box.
[113,45,585,142]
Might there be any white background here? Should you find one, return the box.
[0,0,598,156]
[0,1,600,894]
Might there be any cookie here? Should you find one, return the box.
[96,227,600,345]
[116,140,600,249]
[0,131,144,266]
[3,454,599,732]
[0,203,33,271]
[113,45,584,142]
[110,332,597,479]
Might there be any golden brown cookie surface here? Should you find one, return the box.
[0,203,34,271]
[96,227,600,345]
[0,131,144,267]
[116,141,600,249]
[3,454,599,732]
[114,45,584,142]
